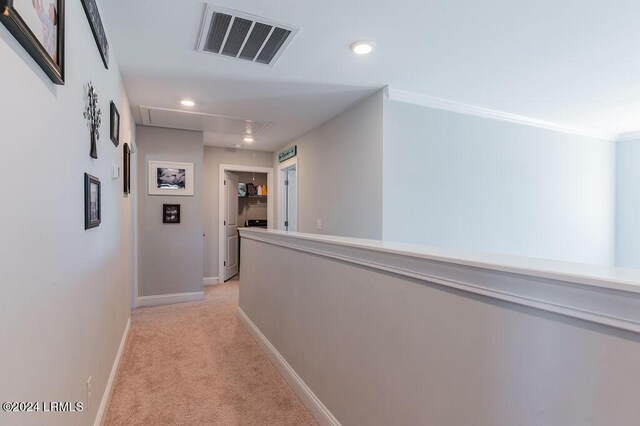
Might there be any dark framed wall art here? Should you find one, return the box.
[0,0,65,84]
[163,204,180,224]
[84,173,101,229]
[80,0,108,68]
[110,101,120,147]
[123,143,130,194]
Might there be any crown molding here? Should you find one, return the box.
[616,131,640,142]
[384,87,617,142]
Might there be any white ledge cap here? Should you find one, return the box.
[239,228,640,295]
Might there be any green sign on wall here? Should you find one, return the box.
[278,145,297,163]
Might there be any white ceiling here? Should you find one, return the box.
[101,0,640,151]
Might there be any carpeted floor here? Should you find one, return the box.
[104,278,317,425]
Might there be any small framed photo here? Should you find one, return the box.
[84,173,101,229]
[0,0,66,84]
[110,101,120,147]
[163,204,180,224]
[148,161,194,196]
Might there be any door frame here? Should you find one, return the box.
[277,157,298,231]
[129,138,138,309]
[218,164,274,282]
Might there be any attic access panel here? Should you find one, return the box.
[197,5,298,66]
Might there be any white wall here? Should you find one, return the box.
[203,147,273,279]
[136,126,204,298]
[616,138,640,268]
[383,99,616,266]
[0,0,134,424]
[274,91,384,240]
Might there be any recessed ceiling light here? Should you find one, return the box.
[244,136,255,143]
[180,99,195,107]
[234,144,242,149]
[350,40,376,55]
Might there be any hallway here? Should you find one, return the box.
[105,280,316,425]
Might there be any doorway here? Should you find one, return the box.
[218,164,274,282]
[278,159,298,231]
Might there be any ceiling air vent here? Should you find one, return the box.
[197,5,298,66]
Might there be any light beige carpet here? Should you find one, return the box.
[105,279,317,425]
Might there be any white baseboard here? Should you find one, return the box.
[203,277,221,286]
[94,318,131,426]
[137,291,205,307]
[237,308,341,426]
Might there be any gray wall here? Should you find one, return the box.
[616,138,640,268]
[383,100,616,266]
[275,91,384,240]
[236,171,268,187]
[136,126,203,297]
[0,0,134,423]
[240,237,640,426]
[203,147,273,279]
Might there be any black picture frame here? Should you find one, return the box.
[163,204,180,224]
[80,0,108,68]
[84,173,101,229]
[123,143,130,194]
[110,101,120,147]
[0,0,65,84]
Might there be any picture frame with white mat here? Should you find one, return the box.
[148,160,194,196]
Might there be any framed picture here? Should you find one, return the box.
[163,204,180,224]
[123,143,130,194]
[80,0,108,68]
[148,161,194,196]
[110,102,120,147]
[84,173,101,229]
[0,0,65,84]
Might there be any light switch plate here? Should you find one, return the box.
[112,164,120,179]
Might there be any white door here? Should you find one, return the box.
[224,172,239,281]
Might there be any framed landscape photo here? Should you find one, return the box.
[0,0,65,84]
[80,0,108,68]
[148,161,194,196]
[110,101,120,147]
[163,204,180,224]
[84,173,101,229]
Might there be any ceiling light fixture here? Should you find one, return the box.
[244,136,255,143]
[180,99,195,107]
[350,40,376,55]
[234,144,242,149]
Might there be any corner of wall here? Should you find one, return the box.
[614,138,640,268]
